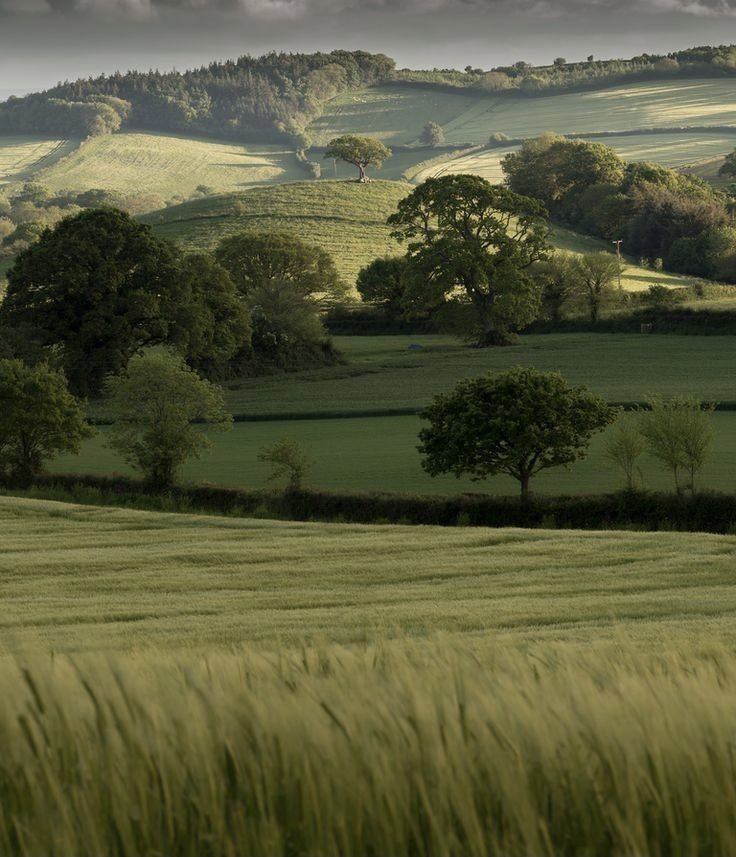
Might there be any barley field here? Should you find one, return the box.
[3,499,736,854]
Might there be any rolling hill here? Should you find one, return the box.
[141,180,410,285]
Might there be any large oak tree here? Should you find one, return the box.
[388,174,550,346]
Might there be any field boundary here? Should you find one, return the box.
[7,473,736,534]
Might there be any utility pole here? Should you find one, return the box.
[612,239,623,290]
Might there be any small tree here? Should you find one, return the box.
[570,251,621,323]
[604,410,646,491]
[259,438,313,491]
[324,135,392,182]
[418,367,615,498]
[0,359,93,486]
[420,122,445,147]
[104,350,232,489]
[639,394,715,493]
[356,256,412,319]
[532,252,577,323]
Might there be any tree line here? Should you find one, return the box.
[0,51,395,144]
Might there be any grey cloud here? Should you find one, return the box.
[4,0,736,16]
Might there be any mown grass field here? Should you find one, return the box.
[309,79,736,146]
[0,135,77,187]
[49,410,736,495]
[36,131,306,199]
[51,334,736,495]
[142,180,409,285]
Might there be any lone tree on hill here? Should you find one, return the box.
[418,367,615,498]
[104,350,232,489]
[420,122,445,147]
[324,135,392,182]
[388,174,550,346]
[0,359,93,487]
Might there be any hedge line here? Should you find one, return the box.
[8,473,736,535]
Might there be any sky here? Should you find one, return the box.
[1,0,736,94]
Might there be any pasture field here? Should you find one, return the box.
[231,333,736,415]
[0,135,77,186]
[143,180,409,285]
[37,131,305,199]
[309,79,736,146]
[49,410,736,494]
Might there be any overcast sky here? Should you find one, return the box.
[1,0,736,94]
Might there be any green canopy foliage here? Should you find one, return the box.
[0,359,93,487]
[324,135,392,182]
[104,350,232,489]
[418,367,615,497]
[388,174,550,346]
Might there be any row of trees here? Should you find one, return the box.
[502,134,736,280]
[0,352,230,489]
[0,51,395,145]
[0,208,345,396]
[419,369,715,498]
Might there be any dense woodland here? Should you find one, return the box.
[4,45,736,143]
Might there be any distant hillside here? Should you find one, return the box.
[3,45,736,146]
[141,180,411,286]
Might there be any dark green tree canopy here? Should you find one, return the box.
[215,231,346,306]
[356,256,413,318]
[324,135,392,182]
[0,359,93,487]
[419,367,615,497]
[501,134,625,222]
[0,210,251,394]
[388,174,550,346]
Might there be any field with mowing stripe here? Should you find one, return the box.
[0,135,77,186]
[36,131,306,199]
[309,79,736,146]
[48,410,736,495]
[53,333,736,493]
[142,180,409,284]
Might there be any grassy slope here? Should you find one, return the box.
[53,333,736,494]
[37,131,306,198]
[142,180,410,285]
[4,495,736,651]
[0,135,78,187]
[309,79,736,146]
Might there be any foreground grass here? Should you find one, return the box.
[3,496,736,652]
[4,639,736,856]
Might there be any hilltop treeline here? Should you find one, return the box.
[0,50,394,143]
[396,44,736,94]
[4,45,736,143]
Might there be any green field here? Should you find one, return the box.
[0,135,77,187]
[309,79,736,146]
[35,131,306,199]
[142,180,409,284]
[50,334,736,494]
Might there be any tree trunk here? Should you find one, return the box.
[357,163,366,182]
[519,472,532,499]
